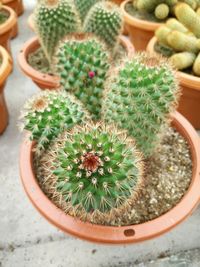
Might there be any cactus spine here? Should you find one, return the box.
[102,53,180,156]
[83,1,123,50]
[54,34,110,120]
[49,122,144,220]
[34,0,81,62]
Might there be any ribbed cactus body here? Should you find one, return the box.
[83,1,123,49]
[74,0,103,22]
[193,52,200,75]
[34,0,81,62]
[170,52,196,69]
[135,0,159,12]
[53,123,143,216]
[20,90,89,153]
[54,34,110,120]
[167,30,200,53]
[175,3,200,37]
[102,53,180,156]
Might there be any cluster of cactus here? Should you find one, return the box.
[50,123,143,218]
[34,0,123,61]
[34,0,81,62]
[53,34,111,119]
[133,0,200,21]
[19,90,89,154]
[20,50,181,222]
[155,3,200,75]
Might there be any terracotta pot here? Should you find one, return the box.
[2,0,19,38]
[147,37,200,130]
[0,5,17,53]
[18,36,135,90]
[17,0,24,16]
[0,46,12,134]
[20,112,200,244]
[121,0,163,51]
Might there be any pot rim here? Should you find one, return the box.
[0,45,12,87]
[19,112,200,244]
[121,0,163,31]
[18,35,134,89]
[147,37,200,91]
[0,5,17,35]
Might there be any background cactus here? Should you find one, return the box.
[102,53,180,156]
[54,34,110,120]
[34,0,81,62]
[74,0,103,22]
[20,90,89,153]
[50,122,143,219]
[133,0,200,21]
[155,3,200,75]
[83,1,123,50]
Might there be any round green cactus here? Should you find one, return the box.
[19,90,89,153]
[54,34,111,120]
[51,122,143,218]
[102,53,180,156]
[83,1,123,50]
[34,0,81,62]
[74,0,103,22]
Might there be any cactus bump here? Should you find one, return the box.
[74,0,103,22]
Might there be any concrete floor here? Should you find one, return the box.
[0,1,200,266]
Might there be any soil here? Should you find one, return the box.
[0,10,9,25]
[28,43,127,75]
[34,127,192,226]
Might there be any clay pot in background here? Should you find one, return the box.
[147,37,200,130]
[121,0,162,51]
[2,0,20,38]
[18,35,135,90]
[0,46,12,134]
[0,5,17,54]
[19,112,200,244]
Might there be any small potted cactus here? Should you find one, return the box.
[19,52,200,244]
[121,0,200,51]
[0,3,17,54]
[19,0,134,90]
[0,45,12,134]
[147,3,200,129]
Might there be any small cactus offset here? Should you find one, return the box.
[154,3,170,20]
[74,0,103,22]
[19,90,89,153]
[49,122,143,220]
[83,1,123,50]
[54,34,111,119]
[34,0,81,62]
[102,53,180,156]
